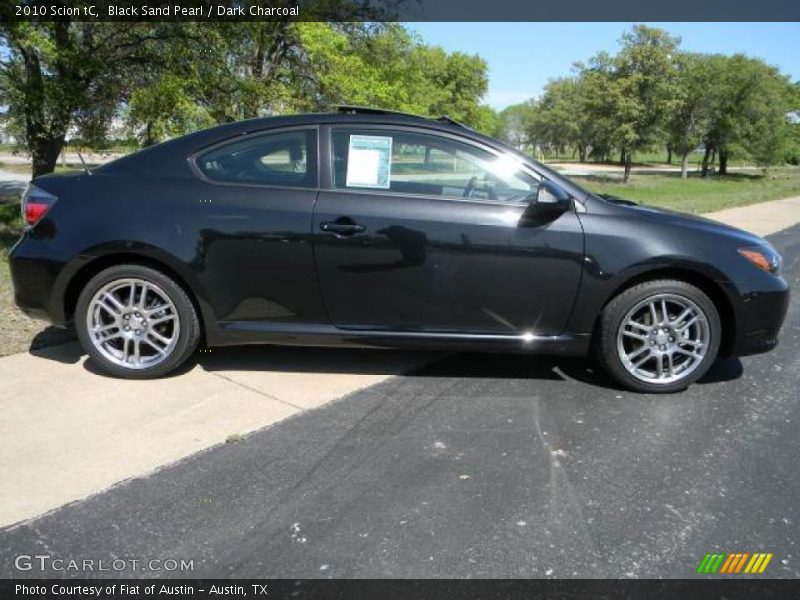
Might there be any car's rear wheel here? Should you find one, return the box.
[75,265,200,379]
[597,279,721,393]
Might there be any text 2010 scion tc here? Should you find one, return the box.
[9,109,789,392]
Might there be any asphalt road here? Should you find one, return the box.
[1,225,798,580]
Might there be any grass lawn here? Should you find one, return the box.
[0,162,90,177]
[574,168,800,214]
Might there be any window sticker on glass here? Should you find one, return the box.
[346,135,392,189]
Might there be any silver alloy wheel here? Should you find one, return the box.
[616,293,710,385]
[86,278,180,369]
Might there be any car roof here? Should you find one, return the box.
[186,110,474,140]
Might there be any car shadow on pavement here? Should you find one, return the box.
[28,326,77,356]
[197,346,744,391]
[412,352,743,389]
[28,340,742,391]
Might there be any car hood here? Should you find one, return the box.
[602,197,770,247]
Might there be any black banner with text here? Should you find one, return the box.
[2,0,800,22]
[3,579,800,600]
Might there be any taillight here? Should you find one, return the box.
[21,184,57,228]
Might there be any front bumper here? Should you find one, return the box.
[729,280,790,357]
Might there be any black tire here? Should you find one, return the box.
[596,279,721,393]
[75,264,200,379]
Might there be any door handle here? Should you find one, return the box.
[320,219,366,235]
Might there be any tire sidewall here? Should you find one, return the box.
[75,265,199,379]
[600,280,721,393]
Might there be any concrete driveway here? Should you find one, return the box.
[0,345,439,526]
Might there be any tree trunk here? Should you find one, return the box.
[31,136,64,178]
[701,146,711,177]
[718,148,728,176]
[666,146,673,165]
[17,22,74,179]
[619,148,626,166]
[578,145,587,163]
[680,152,690,179]
[144,121,157,147]
[623,152,632,183]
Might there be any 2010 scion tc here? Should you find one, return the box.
[9,107,789,392]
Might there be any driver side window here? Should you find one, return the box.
[331,129,538,203]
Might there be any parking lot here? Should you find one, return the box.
[0,223,797,579]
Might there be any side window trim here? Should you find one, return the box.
[327,124,541,206]
[189,125,321,190]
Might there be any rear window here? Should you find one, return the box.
[196,129,317,187]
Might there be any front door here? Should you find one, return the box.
[313,126,584,336]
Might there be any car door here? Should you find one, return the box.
[190,127,327,325]
[313,125,585,336]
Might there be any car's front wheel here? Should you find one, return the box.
[75,264,200,379]
[597,279,721,393]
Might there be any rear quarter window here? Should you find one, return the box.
[196,129,317,187]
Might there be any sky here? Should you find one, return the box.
[409,22,800,110]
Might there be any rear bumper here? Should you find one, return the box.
[729,278,790,357]
[9,235,73,328]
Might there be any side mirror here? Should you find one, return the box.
[520,180,572,225]
[531,179,572,213]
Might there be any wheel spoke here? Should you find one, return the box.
[138,283,150,308]
[679,339,703,348]
[678,315,699,332]
[649,302,658,325]
[143,337,167,355]
[98,294,123,316]
[627,320,650,333]
[623,330,647,341]
[98,330,123,343]
[93,323,118,334]
[149,314,176,326]
[627,344,650,361]
[132,340,141,365]
[661,299,669,323]
[674,347,700,358]
[672,307,692,326]
[632,352,652,369]
[148,329,171,346]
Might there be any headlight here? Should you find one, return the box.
[738,245,781,275]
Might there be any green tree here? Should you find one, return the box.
[292,23,489,126]
[608,25,682,182]
[0,21,193,176]
[702,55,795,175]
[126,75,214,147]
[666,53,715,178]
[495,102,535,149]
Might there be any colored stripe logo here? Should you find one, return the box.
[697,552,773,574]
